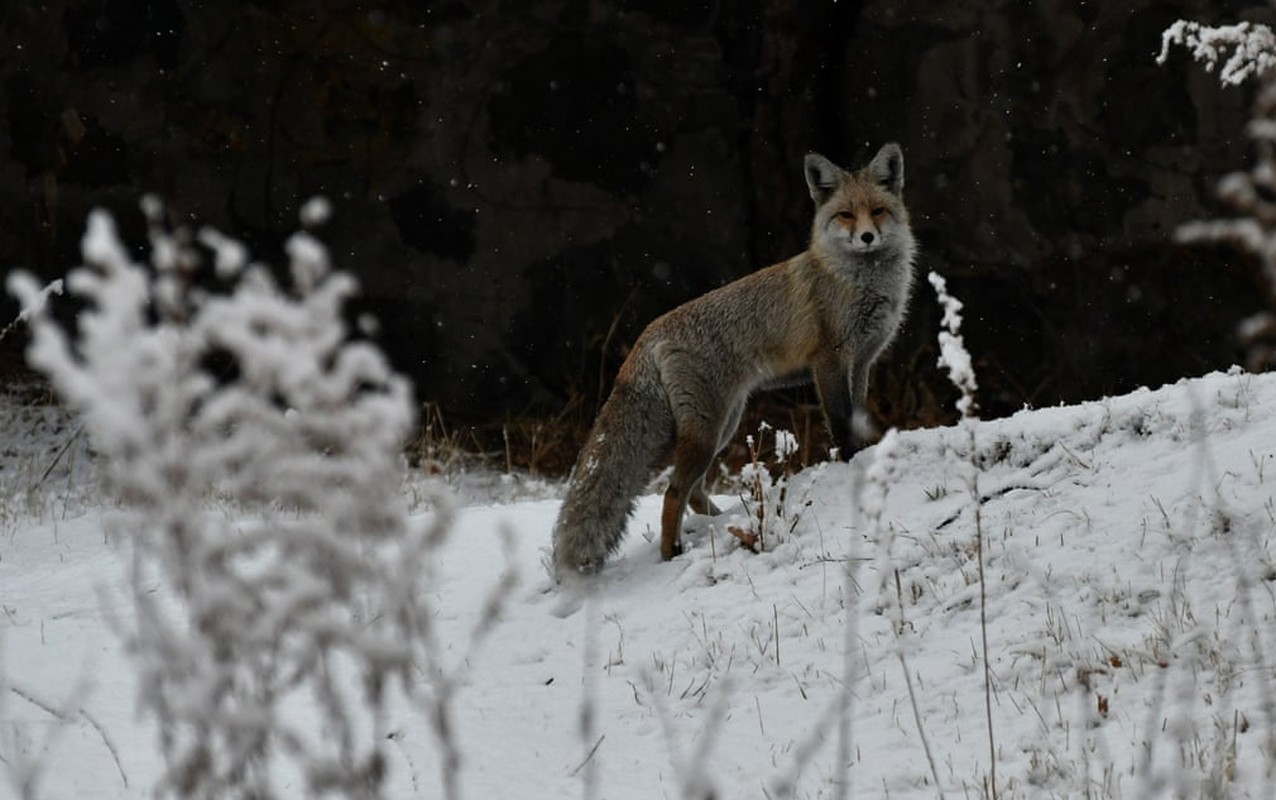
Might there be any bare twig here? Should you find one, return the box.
[8,686,69,721]
[971,443,997,799]
[833,462,865,800]
[578,593,600,799]
[929,271,996,797]
[35,424,83,489]
[79,708,128,789]
[894,571,946,799]
[569,734,605,779]
[596,289,636,415]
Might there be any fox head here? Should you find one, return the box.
[804,143,913,264]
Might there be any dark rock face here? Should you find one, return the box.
[0,0,1269,431]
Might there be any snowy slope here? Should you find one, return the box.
[3,369,1276,799]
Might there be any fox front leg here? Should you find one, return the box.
[813,361,856,459]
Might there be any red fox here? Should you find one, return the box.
[553,143,916,574]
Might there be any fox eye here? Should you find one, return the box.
[871,207,887,217]
[836,210,854,220]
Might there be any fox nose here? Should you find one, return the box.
[860,231,875,245]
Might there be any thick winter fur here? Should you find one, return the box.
[553,143,916,575]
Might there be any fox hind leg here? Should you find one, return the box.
[688,478,721,516]
[661,432,717,560]
[657,354,735,559]
[684,397,744,518]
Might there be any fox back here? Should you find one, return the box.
[553,143,915,575]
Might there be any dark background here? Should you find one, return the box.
[2,0,1272,467]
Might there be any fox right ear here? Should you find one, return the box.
[804,153,841,204]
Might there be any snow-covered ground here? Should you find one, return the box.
[3,368,1276,799]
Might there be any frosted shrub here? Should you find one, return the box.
[928,271,977,420]
[1159,19,1276,369]
[928,269,997,794]
[8,201,441,799]
[728,422,806,553]
[1159,20,1276,86]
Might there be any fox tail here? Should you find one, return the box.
[553,368,672,575]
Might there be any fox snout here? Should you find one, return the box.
[831,208,890,249]
[855,229,880,247]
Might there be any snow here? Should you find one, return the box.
[4,368,1276,798]
[198,227,250,279]
[928,271,978,420]
[300,196,334,228]
[1158,20,1276,86]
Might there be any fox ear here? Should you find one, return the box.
[804,153,842,204]
[868,142,904,195]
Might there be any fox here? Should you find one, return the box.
[552,142,916,575]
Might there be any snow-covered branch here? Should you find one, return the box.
[1158,16,1276,370]
[1158,19,1276,86]
[927,271,977,420]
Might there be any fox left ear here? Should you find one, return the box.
[868,142,904,196]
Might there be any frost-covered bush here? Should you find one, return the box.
[7,201,443,799]
[1160,20,1276,86]
[726,422,807,554]
[1159,18,1276,369]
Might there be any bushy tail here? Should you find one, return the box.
[553,371,672,575]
